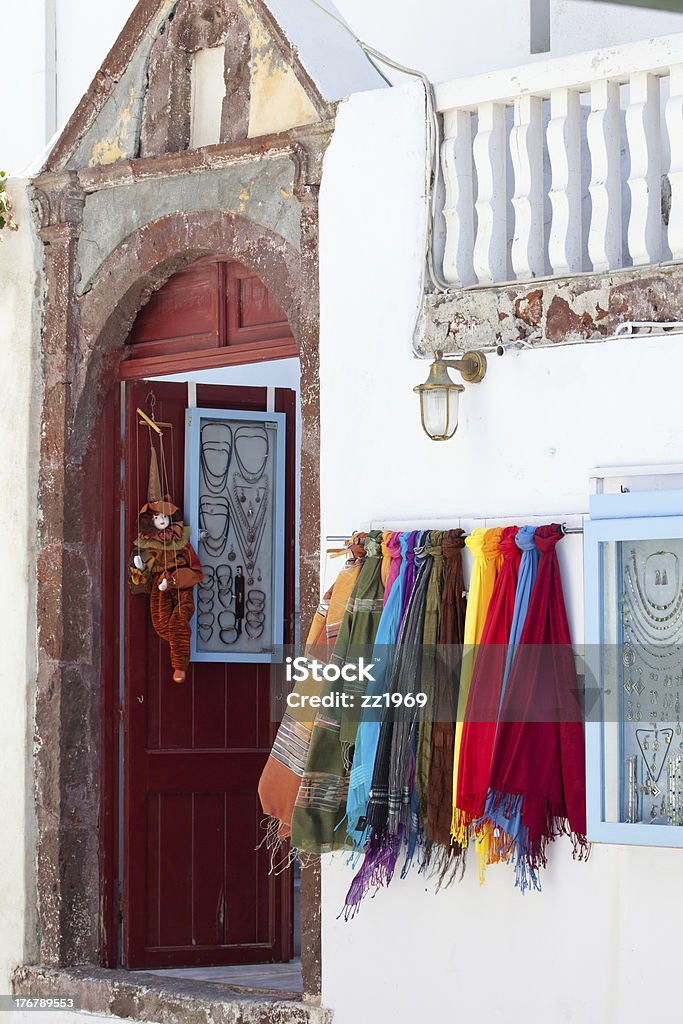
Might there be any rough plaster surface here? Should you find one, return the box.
[77,156,300,291]
[419,264,683,354]
[30,134,327,988]
[0,180,41,994]
[67,0,182,170]
[238,1,320,138]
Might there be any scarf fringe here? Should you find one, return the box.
[341,828,402,921]
[450,806,472,848]
[341,741,353,774]
[422,839,467,891]
[256,816,316,875]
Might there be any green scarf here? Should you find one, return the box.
[291,531,385,854]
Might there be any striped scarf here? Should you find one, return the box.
[257,538,366,846]
[291,532,385,854]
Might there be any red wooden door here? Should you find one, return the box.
[122,380,295,968]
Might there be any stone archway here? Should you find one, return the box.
[34,201,322,996]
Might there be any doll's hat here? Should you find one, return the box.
[138,447,179,516]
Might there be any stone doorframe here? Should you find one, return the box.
[30,128,329,1001]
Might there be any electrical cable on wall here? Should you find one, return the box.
[306,0,453,356]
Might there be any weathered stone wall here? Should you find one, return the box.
[55,0,329,172]
[27,0,334,991]
[420,264,683,354]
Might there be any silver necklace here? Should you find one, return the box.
[233,425,269,483]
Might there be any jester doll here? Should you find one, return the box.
[128,448,203,683]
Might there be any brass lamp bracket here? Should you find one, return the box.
[437,349,487,384]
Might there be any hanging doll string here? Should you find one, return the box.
[136,395,181,609]
[143,392,179,607]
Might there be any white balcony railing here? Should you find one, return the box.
[435,33,683,287]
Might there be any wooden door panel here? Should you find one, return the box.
[123,378,294,968]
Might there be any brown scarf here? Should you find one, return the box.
[426,529,467,849]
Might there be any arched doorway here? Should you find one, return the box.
[103,258,301,973]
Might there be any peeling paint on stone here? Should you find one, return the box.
[67,1,183,170]
[89,87,137,167]
[420,265,683,354]
[238,0,320,138]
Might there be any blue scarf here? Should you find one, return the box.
[346,531,413,844]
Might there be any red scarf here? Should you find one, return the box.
[455,526,521,830]
[487,525,587,869]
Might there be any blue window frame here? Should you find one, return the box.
[184,406,286,664]
[585,490,683,846]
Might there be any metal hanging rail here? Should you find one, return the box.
[325,522,584,544]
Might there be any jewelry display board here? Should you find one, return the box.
[619,539,683,824]
[185,407,286,663]
[585,497,683,846]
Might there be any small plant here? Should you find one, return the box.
[0,171,18,238]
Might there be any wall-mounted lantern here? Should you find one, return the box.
[413,349,487,440]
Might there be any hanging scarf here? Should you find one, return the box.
[346,531,413,843]
[383,531,402,605]
[426,530,467,852]
[451,527,503,841]
[454,526,521,878]
[291,532,385,854]
[258,539,366,844]
[387,535,434,838]
[487,525,588,890]
[343,533,432,913]
[481,526,540,866]
[338,531,387,752]
[415,532,445,823]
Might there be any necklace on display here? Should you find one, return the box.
[200,422,233,495]
[199,496,231,558]
[232,477,268,543]
[623,570,683,632]
[230,479,269,585]
[233,425,269,482]
[627,551,683,615]
[622,593,683,645]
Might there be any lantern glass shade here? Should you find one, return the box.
[414,353,465,441]
[419,385,461,440]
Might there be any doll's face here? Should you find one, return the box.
[152,512,171,530]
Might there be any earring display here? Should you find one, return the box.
[186,408,286,663]
[617,540,683,825]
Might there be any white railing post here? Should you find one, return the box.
[435,33,683,287]
[511,94,545,279]
[441,111,475,286]
[473,102,508,284]
[587,79,622,273]
[626,71,662,266]
[547,87,582,275]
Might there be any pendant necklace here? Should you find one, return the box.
[199,496,231,558]
[233,425,269,482]
[200,423,233,495]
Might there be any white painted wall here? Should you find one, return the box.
[318,79,683,1024]
[5,0,683,172]
[0,182,41,995]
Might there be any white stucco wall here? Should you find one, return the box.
[318,79,683,1024]
[0,183,41,992]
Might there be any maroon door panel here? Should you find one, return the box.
[122,379,295,969]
